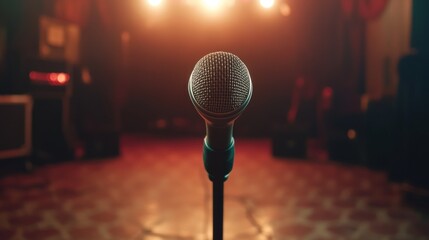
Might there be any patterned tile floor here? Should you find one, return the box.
[0,136,428,240]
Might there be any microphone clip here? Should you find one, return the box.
[203,138,235,182]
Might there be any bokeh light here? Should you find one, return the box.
[203,0,222,10]
[280,2,291,16]
[260,0,275,9]
[147,0,162,7]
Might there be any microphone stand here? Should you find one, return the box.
[203,139,234,240]
[212,178,224,240]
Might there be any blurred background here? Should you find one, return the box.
[0,0,429,239]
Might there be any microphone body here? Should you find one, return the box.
[188,51,252,181]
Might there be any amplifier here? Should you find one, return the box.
[0,95,32,160]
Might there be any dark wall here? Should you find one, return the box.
[0,0,23,93]
[0,0,344,137]
[0,0,49,93]
[411,0,429,54]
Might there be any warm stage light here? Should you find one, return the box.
[260,0,275,9]
[203,0,222,10]
[56,73,68,84]
[147,0,162,7]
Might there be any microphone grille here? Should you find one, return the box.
[190,52,251,114]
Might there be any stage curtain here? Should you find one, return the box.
[359,0,390,20]
[341,0,390,20]
[338,0,390,96]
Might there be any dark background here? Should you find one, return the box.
[1,0,429,188]
[120,0,341,135]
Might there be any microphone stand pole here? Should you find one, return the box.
[203,139,234,240]
[212,178,224,240]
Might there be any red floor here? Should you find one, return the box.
[0,136,428,240]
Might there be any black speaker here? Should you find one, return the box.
[365,97,396,170]
[32,95,75,162]
[392,53,429,188]
[0,95,32,160]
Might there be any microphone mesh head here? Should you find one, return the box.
[190,52,251,115]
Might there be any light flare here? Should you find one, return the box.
[147,0,162,7]
[260,0,275,9]
[203,0,222,11]
[29,71,70,86]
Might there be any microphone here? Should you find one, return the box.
[188,51,252,181]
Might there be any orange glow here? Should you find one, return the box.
[280,2,291,16]
[29,71,70,86]
[347,129,357,140]
[81,68,92,85]
[260,0,275,9]
[147,0,162,7]
[226,0,236,8]
[203,0,222,11]
[56,73,68,84]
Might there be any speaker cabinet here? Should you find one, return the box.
[32,94,74,162]
[0,95,32,160]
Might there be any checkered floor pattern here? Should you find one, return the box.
[0,136,428,240]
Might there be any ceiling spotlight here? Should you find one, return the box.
[203,0,222,10]
[260,0,275,9]
[147,0,162,7]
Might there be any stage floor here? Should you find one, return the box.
[0,136,428,240]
